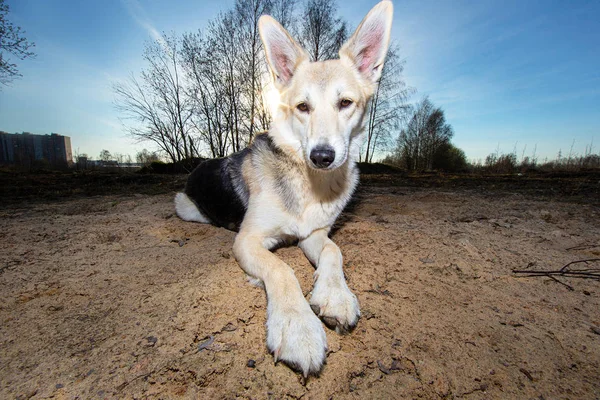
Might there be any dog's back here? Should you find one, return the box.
[175,133,286,231]
[175,149,248,230]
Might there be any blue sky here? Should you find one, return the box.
[1,0,599,162]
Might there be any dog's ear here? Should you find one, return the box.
[339,0,393,85]
[259,15,309,89]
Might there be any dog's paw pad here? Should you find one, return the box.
[322,316,338,330]
[310,304,320,315]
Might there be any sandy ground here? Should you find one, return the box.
[1,184,599,399]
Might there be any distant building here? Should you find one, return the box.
[0,131,73,167]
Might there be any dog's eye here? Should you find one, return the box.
[296,102,309,112]
[340,99,353,109]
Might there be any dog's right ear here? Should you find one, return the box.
[259,15,309,89]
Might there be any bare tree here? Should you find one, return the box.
[209,11,246,152]
[181,30,229,158]
[422,108,453,169]
[180,0,296,157]
[136,149,160,166]
[0,0,35,87]
[393,97,454,171]
[181,12,243,157]
[235,0,273,142]
[142,33,196,160]
[113,152,126,165]
[361,44,413,163]
[270,0,297,29]
[114,33,198,163]
[114,73,179,162]
[73,148,90,170]
[299,0,347,61]
[99,149,112,162]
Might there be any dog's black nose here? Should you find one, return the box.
[310,146,336,168]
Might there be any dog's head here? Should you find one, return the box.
[259,1,393,171]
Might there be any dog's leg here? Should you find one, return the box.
[299,228,360,333]
[233,232,327,377]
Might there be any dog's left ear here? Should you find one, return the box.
[339,0,393,86]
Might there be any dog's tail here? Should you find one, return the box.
[174,192,210,223]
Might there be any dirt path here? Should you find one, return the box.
[1,187,599,399]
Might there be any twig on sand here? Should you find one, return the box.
[116,371,156,392]
[566,243,599,251]
[512,258,600,290]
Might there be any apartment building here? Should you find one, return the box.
[0,131,73,167]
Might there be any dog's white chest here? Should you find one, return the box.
[249,159,358,241]
[293,201,341,238]
[283,173,355,239]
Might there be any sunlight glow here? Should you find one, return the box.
[262,81,282,117]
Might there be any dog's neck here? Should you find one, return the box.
[306,158,358,203]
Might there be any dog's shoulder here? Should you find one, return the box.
[243,132,306,214]
[250,131,273,148]
[249,132,285,160]
[247,132,300,177]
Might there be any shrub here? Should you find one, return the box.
[432,143,468,172]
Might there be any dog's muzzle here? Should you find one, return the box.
[310,146,336,169]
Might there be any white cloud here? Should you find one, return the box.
[121,0,162,42]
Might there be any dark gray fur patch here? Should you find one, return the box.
[252,134,302,215]
[273,173,302,215]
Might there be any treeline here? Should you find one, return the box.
[114,0,412,163]
[73,148,160,168]
[384,126,600,174]
[473,146,600,174]
[382,96,600,173]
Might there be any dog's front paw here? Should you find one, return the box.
[310,275,360,333]
[266,302,327,377]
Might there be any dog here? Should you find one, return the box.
[175,1,393,377]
